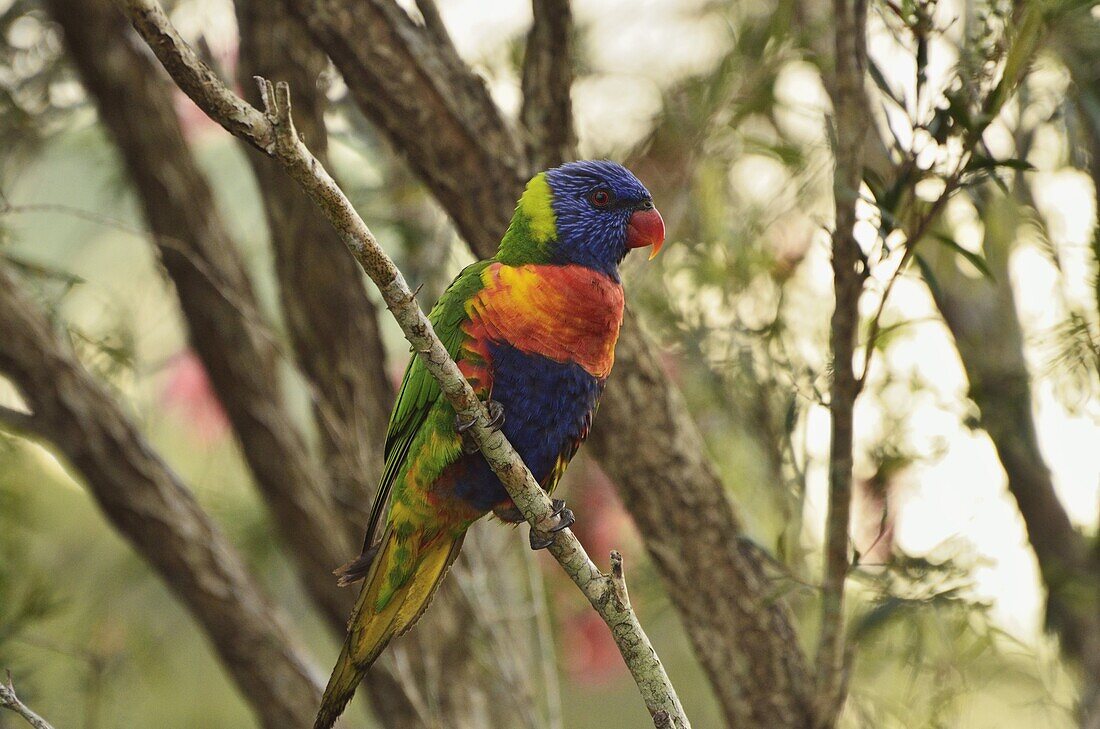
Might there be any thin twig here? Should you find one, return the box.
[858,1,1047,390]
[0,672,57,729]
[117,1,690,725]
[857,171,959,392]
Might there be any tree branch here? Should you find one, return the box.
[798,1,1097,724]
[588,319,816,727]
[0,265,323,729]
[271,2,817,725]
[0,672,55,729]
[50,0,353,628]
[521,0,577,168]
[924,191,1100,729]
[412,0,460,55]
[58,3,533,725]
[117,1,691,725]
[0,404,36,436]
[528,28,800,719]
[48,3,438,721]
[124,0,272,151]
[815,0,870,725]
[234,0,391,540]
[283,0,529,249]
[234,5,548,727]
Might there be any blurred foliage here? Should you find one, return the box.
[0,441,61,660]
[0,0,81,177]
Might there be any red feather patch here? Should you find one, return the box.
[463,264,625,379]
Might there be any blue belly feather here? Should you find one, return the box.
[452,341,602,511]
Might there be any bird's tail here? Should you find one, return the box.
[313,525,466,729]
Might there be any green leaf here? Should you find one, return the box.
[931,233,996,280]
[868,57,908,111]
[914,252,943,302]
[964,153,1035,173]
[853,596,915,640]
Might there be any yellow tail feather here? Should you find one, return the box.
[313,526,466,729]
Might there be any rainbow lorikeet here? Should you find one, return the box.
[314,160,665,728]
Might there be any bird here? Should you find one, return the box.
[314,160,665,729]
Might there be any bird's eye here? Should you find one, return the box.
[589,189,612,208]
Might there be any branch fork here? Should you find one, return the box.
[0,671,56,729]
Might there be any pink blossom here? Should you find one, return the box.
[161,350,229,443]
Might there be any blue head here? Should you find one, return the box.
[496,160,665,278]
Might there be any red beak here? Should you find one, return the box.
[626,206,666,259]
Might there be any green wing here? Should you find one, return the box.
[357,261,491,552]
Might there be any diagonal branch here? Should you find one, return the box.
[48,0,352,627]
[267,2,816,725]
[233,5,545,727]
[117,2,690,724]
[0,265,323,729]
[282,0,529,249]
[47,3,439,721]
[587,320,815,727]
[234,0,391,536]
[521,0,577,168]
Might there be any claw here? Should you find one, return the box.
[529,529,555,550]
[486,400,505,430]
[549,507,574,533]
[454,411,476,434]
[455,400,505,453]
[528,499,576,550]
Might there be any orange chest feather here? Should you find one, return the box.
[462,263,625,379]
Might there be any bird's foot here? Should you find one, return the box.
[529,499,575,550]
[455,400,505,454]
[486,400,505,429]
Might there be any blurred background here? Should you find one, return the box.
[0,0,1098,727]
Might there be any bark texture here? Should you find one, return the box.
[283,0,529,249]
[0,265,323,729]
[114,2,692,722]
[815,2,870,725]
[588,316,815,727]
[235,0,390,540]
[1,674,57,729]
[279,2,816,726]
[47,0,354,628]
[54,2,536,726]
[234,5,547,727]
[520,0,577,168]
